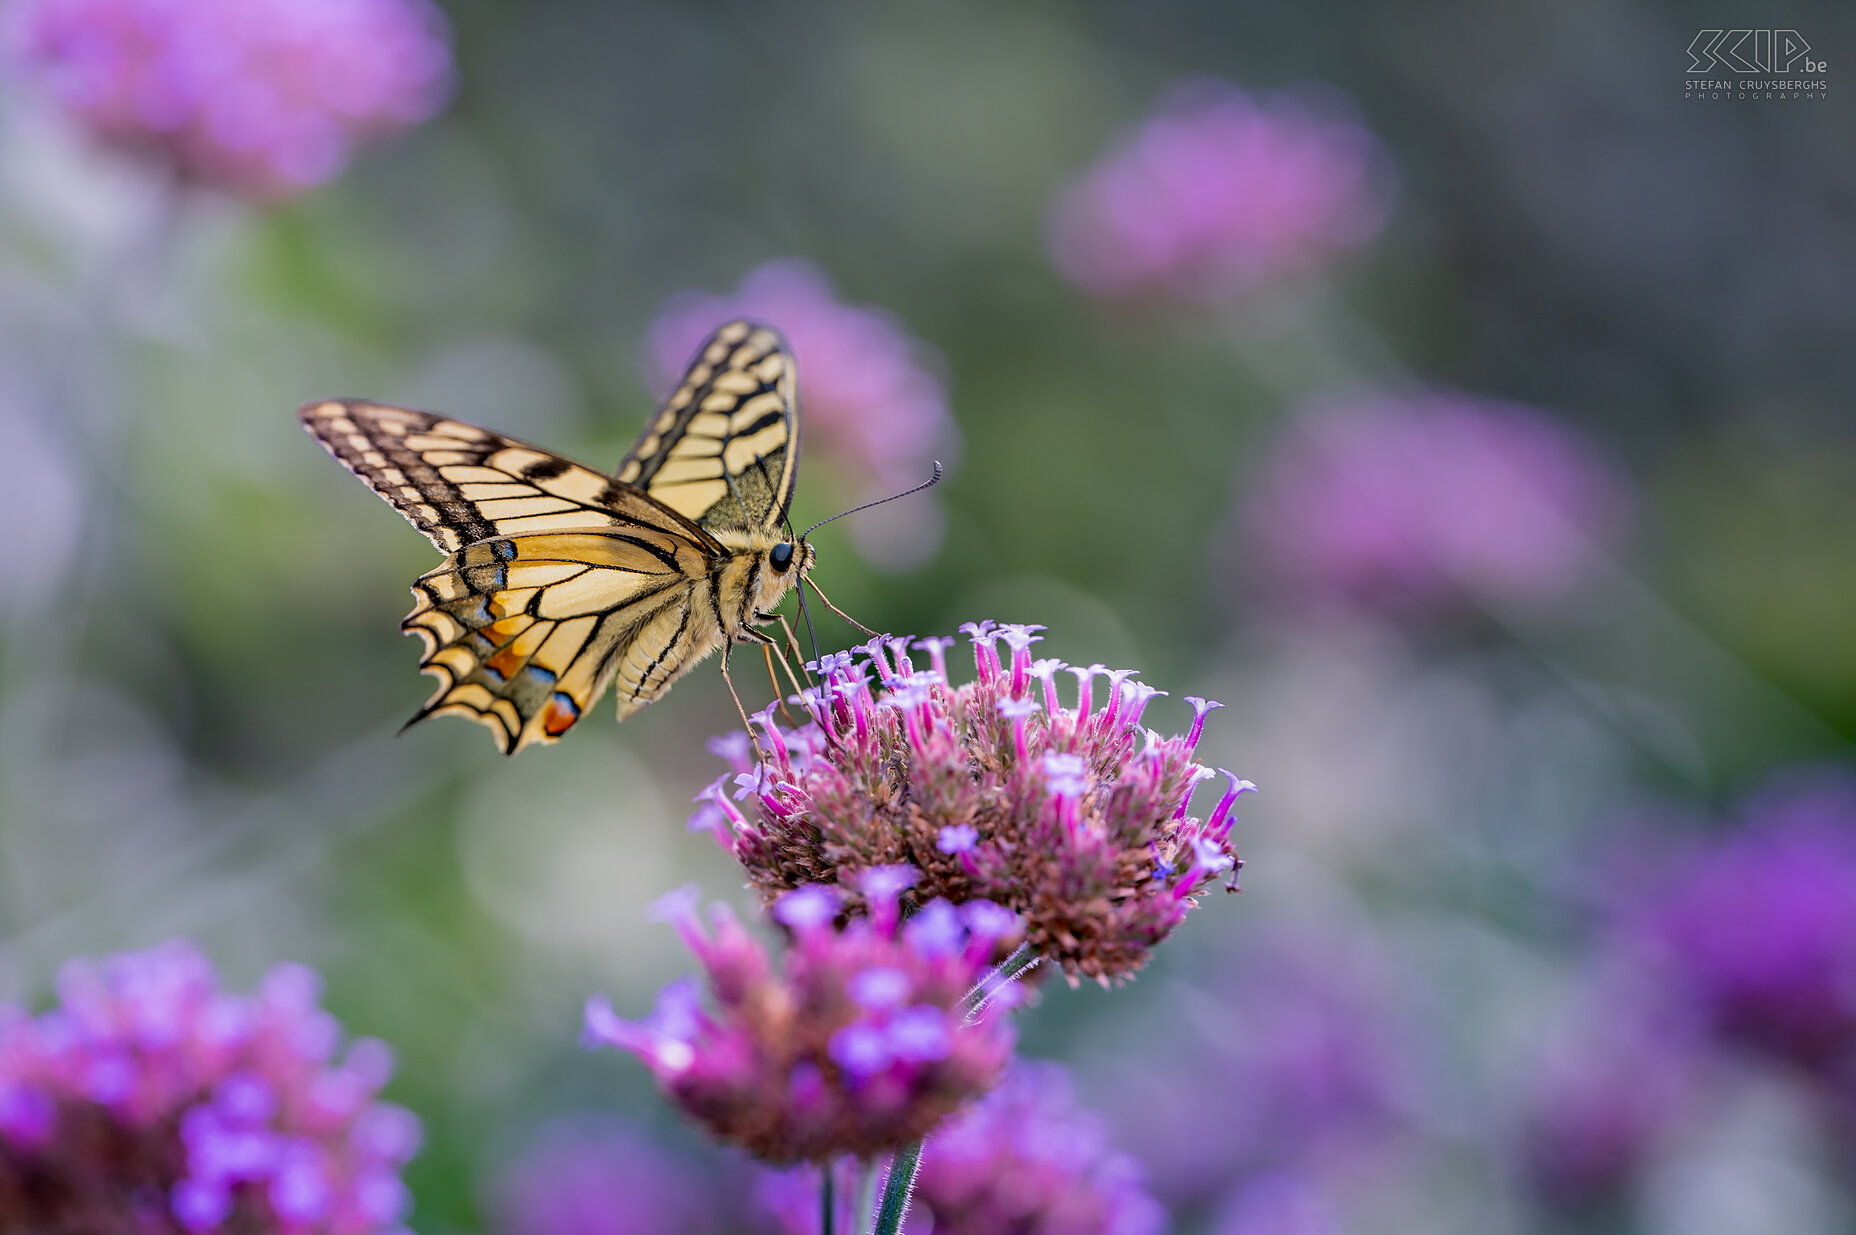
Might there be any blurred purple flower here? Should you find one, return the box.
[1210,1171,1338,1235]
[909,1060,1165,1235]
[700,624,1249,986]
[0,940,420,1234]
[644,260,958,568]
[1621,772,1856,1079]
[1247,388,1628,613]
[1087,932,1411,1212]
[583,876,1021,1164]
[487,1114,721,1235]
[4,0,452,199]
[1514,996,1704,1210]
[757,1060,1164,1235]
[1049,79,1394,303]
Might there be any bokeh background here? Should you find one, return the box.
[2,1,1855,1232]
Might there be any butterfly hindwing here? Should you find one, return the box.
[403,529,723,754]
[617,320,799,537]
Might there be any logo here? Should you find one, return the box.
[1686,29,1828,99]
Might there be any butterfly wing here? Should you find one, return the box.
[300,400,730,752]
[299,400,724,553]
[617,319,800,537]
[404,529,721,754]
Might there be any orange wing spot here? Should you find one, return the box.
[542,692,582,737]
[485,645,526,680]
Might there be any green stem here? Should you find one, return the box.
[873,945,1042,1235]
[821,1158,836,1235]
[872,1141,923,1235]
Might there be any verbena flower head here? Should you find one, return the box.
[757,1060,1163,1235]
[1619,773,1856,1078]
[694,622,1250,985]
[0,940,420,1235]
[4,0,452,199]
[582,876,1020,1165]
[487,1114,721,1235]
[1049,78,1393,303]
[1247,388,1628,613]
[644,259,958,568]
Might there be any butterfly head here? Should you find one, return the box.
[767,538,814,577]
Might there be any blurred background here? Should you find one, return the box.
[1,0,1854,1232]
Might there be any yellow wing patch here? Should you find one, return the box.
[402,530,723,754]
[617,320,799,536]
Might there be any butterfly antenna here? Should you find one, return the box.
[799,461,943,539]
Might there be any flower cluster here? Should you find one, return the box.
[907,1060,1164,1235]
[1515,999,1703,1209]
[1512,772,1856,1210]
[1049,78,1393,303]
[644,260,957,567]
[1246,388,1628,613]
[1619,773,1856,1079]
[583,873,1021,1164]
[1087,929,1411,1215]
[693,622,1250,985]
[4,0,453,198]
[0,940,420,1235]
[487,1114,722,1235]
[758,1060,1163,1235]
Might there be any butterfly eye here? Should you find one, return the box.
[769,542,795,571]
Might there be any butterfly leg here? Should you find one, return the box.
[719,640,769,762]
[803,577,879,637]
[771,613,817,688]
[760,642,801,728]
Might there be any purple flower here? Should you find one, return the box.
[1086,930,1409,1212]
[910,1060,1165,1235]
[4,0,453,199]
[1211,1171,1338,1235]
[0,940,420,1234]
[583,878,1021,1164]
[1049,78,1393,303]
[757,1061,1164,1235]
[643,260,958,567]
[1619,772,1856,1078]
[1513,995,1704,1210]
[487,1114,721,1235]
[705,621,1250,986]
[1246,389,1629,612]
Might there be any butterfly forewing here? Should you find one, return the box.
[617,320,800,536]
[299,319,805,754]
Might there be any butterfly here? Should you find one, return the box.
[300,320,816,754]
